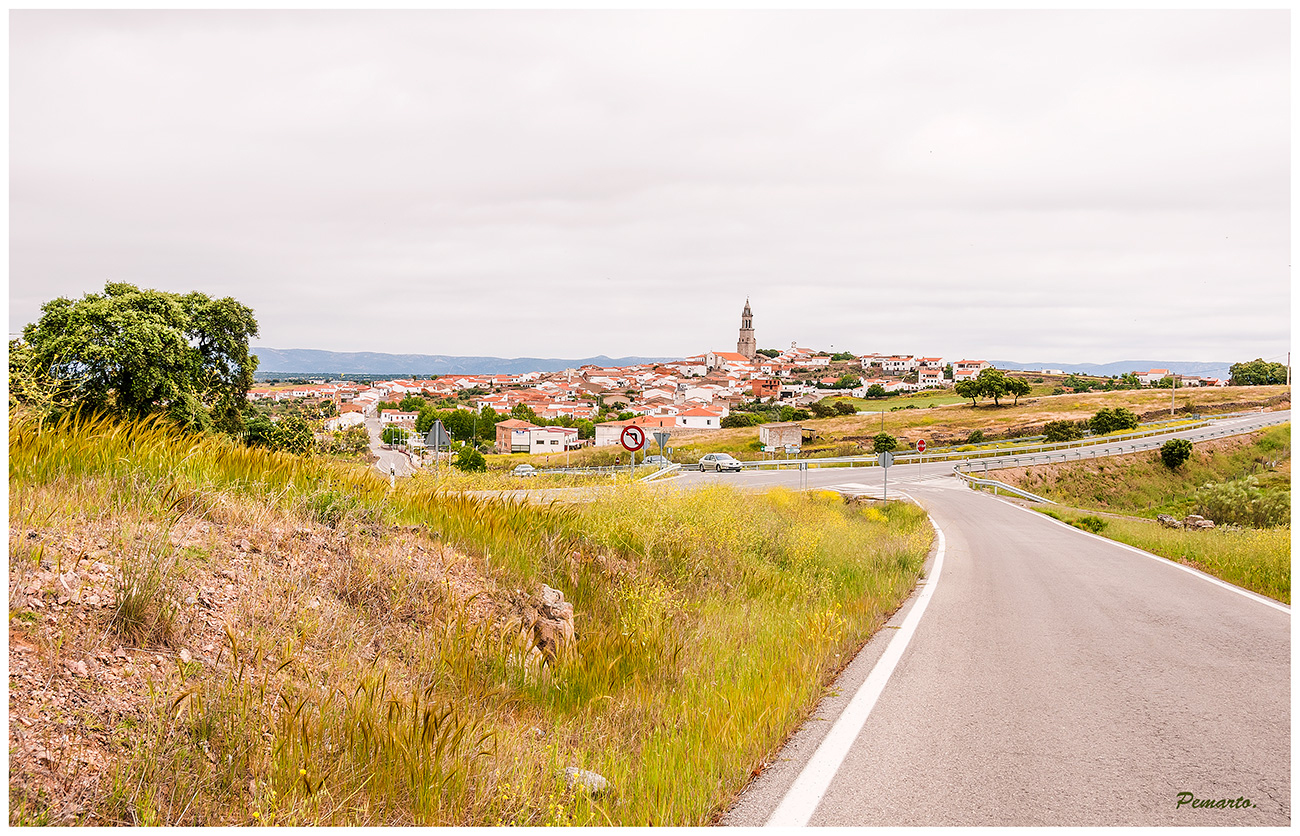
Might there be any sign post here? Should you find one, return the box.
[426,420,450,478]
[653,431,671,461]
[916,438,926,465]
[620,425,647,479]
[880,450,894,501]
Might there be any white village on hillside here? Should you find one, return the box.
[245,301,1227,455]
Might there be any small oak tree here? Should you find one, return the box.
[1160,438,1193,469]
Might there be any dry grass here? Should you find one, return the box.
[995,425,1290,519]
[528,386,1289,468]
[1009,424,1291,604]
[9,410,933,825]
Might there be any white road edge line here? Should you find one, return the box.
[995,497,1290,615]
[765,509,947,827]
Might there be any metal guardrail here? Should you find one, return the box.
[952,411,1289,475]
[735,419,1214,472]
[522,410,1287,478]
[638,463,683,482]
[953,470,1056,503]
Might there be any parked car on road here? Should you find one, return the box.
[512,464,538,477]
[698,453,742,473]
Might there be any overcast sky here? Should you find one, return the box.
[9,10,1291,365]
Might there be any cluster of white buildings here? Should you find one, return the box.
[248,299,1224,457]
[247,341,994,454]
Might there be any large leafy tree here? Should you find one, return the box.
[21,282,258,433]
[954,379,981,406]
[1229,359,1287,386]
[975,368,1010,406]
[1006,377,1031,405]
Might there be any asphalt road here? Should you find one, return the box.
[715,411,1290,826]
[666,409,1290,497]
[365,416,417,478]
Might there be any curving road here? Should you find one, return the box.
[715,410,1289,826]
[365,415,418,478]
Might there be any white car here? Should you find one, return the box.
[698,453,743,473]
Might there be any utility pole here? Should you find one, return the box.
[1171,374,1177,417]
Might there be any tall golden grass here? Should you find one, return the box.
[10,410,933,825]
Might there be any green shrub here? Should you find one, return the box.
[453,446,487,473]
[873,432,898,454]
[720,413,758,429]
[1160,438,1193,469]
[1072,515,1108,534]
[1090,407,1140,435]
[1043,420,1083,443]
[1192,476,1290,528]
[966,429,984,444]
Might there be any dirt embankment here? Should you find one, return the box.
[9,506,498,825]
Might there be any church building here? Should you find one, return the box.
[736,299,756,360]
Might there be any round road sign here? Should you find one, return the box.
[620,425,647,452]
[917,439,927,454]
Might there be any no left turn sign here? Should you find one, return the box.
[620,425,647,452]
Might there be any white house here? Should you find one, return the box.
[528,426,580,454]
[917,356,945,370]
[881,356,918,373]
[918,369,946,389]
[953,360,992,375]
[677,407,726,429]
[324,412,366,432]
[378,410,420,427]
[1136,369,1171,386]
[859,353,888,369]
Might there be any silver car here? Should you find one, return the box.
[698,453,742,473]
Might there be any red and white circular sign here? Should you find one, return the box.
[916,439,927,454]
[620,425,647,452]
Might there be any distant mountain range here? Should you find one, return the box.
[990,360,1233,377]
[251,346,1234,379]
[250,347,677,376]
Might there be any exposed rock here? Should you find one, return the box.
[533,585,575,664]
[509,585,577,666]
[564,766,609,794]
[1157,514,1183,529]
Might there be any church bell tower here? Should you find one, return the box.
[736,299,756,360]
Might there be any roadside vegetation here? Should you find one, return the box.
[1003,425,1290,604]
[592,386,1289,467]
[9,409,933,825]
[1038,508,1289,604]
[997,424,1289,521]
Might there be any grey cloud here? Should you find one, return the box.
[10,10,1289,362]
